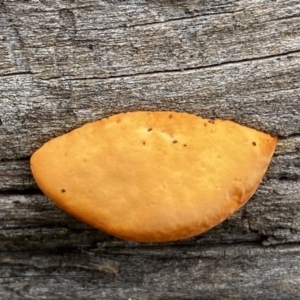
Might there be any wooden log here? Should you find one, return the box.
[0,0,300,298]
[1,244,300,299]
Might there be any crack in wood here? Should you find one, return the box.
[0,71,32,78]
[36,50,300,81]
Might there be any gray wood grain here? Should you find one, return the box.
[1,54,300,160]
[1,244,300,300]
[0,0,300,299]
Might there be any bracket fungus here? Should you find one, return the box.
[31,111,277,242]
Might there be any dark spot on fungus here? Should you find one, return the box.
[0,119,2,126]
[61,189,66,193]
[204,123,207,127]
[173,140,178,144]
[13,200,21,205]
[148,128,152,132]
[88,44,94,50]
[143,141,146,145]
[252,142,256,146]
[169,114,173,119]
[183,144,187,147]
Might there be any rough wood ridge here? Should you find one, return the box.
[0,0,300,299]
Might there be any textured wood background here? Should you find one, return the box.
[1,0,300,299]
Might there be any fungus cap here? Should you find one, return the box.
[30,111,277,242]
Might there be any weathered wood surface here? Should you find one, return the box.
[0,0,300,299]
